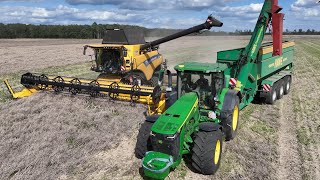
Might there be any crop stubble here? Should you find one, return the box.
[0,36,319,180]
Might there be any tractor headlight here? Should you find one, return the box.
[208,111,217,119]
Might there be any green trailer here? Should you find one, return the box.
[135,0,295,179]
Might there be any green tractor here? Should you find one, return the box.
[135,0,295,179]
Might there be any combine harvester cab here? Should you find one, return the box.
[137,0,295,179]
[4,15,223,115]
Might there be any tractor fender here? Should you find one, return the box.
[145,115,160,123]
[220,90,240,120]
[199,122,221,132]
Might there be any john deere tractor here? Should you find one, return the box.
[135,0,295,179]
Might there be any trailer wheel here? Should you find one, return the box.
[191,130,223,175]
[276,80,284,99]
[284,76,291,95]
[224,97,240,141]
[135,121,153,159]
[265,85,277,105]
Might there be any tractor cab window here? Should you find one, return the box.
[177,72,224,110]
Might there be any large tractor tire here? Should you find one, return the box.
[276,79,285,99]
[135,121,153,159]
[224,97,240,141]
[191,130,223,175]
[284,76,292,95]
[265,84,277,105]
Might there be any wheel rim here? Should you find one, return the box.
[214,140,221,165]
[286,82,290,91]
[280,86,284,96]
[272,91,277,101]
[232,105,239,131]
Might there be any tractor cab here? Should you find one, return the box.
[174,62,228,111]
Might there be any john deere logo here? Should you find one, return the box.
[158,140,163,144]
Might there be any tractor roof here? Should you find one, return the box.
[174,62,228,73]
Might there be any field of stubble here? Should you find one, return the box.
[0,36,319,180]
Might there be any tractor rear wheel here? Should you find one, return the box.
[276,80,284,99]
[284,76,292,95]
[135,121,153,159]
[224,97,240,141]
[191,130,223,175]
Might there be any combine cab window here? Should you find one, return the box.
[177,72,223,109]
[92,48,124,73]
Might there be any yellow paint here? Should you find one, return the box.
[235,80,243,90]
[268,63,275,68]
[87,43,163,81]
[214,140,221,165]
[260,41,295,55]
[178,98,199,132]
[232,105,239,131]
[4,80,37,99]
[274,57,283,68]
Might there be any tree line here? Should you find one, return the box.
[0,22,319,39]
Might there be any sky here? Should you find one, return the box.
[0,0,319,31]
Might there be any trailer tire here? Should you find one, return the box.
[224,97,240,141]
[135,121,153,159]
[191,130,223,175]
[276,80,284,99]
[284,76,291,95]
[265,85,277,105]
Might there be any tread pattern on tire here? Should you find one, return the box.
[135,121,153,159]
[191,130,223,175]
[224,97,239,141]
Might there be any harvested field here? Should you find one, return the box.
[0,36,319,180]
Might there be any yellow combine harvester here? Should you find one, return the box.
[4,15,223,114]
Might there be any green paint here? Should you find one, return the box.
[151,92,198,135]
[142,1,296,179]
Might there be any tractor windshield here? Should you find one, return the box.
[177,72,223,109]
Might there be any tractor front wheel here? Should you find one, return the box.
[135,121,153,159]
[191,130,223,175]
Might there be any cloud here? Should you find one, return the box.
[0,0,42,2]
[290,0,320,17]
[66,0,235,10]
[293,0,320,8]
